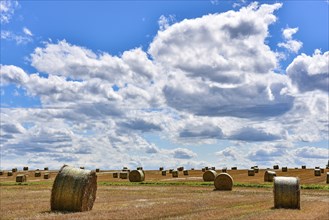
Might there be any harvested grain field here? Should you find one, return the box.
[0,169,328,219]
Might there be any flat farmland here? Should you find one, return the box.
[0,169,328,220]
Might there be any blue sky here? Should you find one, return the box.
[1,0,328,170]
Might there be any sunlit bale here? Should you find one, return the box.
[273,176,300,209]
[12,168,17,172]
[273,165,279,170]
[113,172,118,178]
[264,170,276,182]
[314,169,321,176]
[248,169,255,176]
[162,170,166,176]
[177,167,184,171]
[23,166,29,171]
[222,167,227,173]
[16,174,27,183]
[183,170,189,176]
[137,167,143,170]
[326,172,329,184]
[214,173,233,191]
[35,171,41,177]
[172,170,178,177]
[203,170,217,181]
[51,165,97,212]
[7,171,13,176]
[254,167,259,173]
[320,168,324,173]
[129,170,145,182]
[169,169,173,174]
[44,173,51,179]
[120,172,128,179]
[205,166,209,170]
[282,167,288,172]
[211,167,216,171]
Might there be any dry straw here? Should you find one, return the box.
[16,174,27,183]
[248,169,255,176]
[120,172,128,179]
[35,171,41,177]
[214,173,233,191]
[44,173,51,179]
[51,165,97,212]
[203,170,217,181]
[273,176,300,209]
[326,172,329,184]
[264,170,276,182]
[172,170,178,177]
[129,170,145,182]
[162,170,166,176]
[314,169,321,176]
[183,170,189,176]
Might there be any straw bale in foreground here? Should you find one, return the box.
[51,165,97,212]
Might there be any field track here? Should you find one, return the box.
[1,169,328,219]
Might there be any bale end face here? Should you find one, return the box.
[273,177,300,209]
[35,172,41,177]
[16,174,27,182]
[172,171,178,177]
[161,171,166,176]
[51,165,97,212]
[119,172,128,179]
[314,169,321,176]
[203,170,217,181]
[264,171,276,182]
[129,170,145,182]
[183,170,189,176]
[214,173,233,190]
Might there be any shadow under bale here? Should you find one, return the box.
[51,165,97,212]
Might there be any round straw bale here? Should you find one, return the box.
[12,168,17,172]
[44,167,49,171]
[294,167,298,169]
[23,166,29,171]
[122,167,128,170]
[264,170,276,182]
[222,167,227,172]
[315,166,320,169]
[301,165,306,169]
[129,170,145,182]
[205,166,209,170]
[169,169,173,174]
[137,167,143,170]
[214,173,233,190]
[248,169,255,176]
[211,167,216,171]
[282,167,288,172]
[231,167,237,170]
[113,172,118,178]
[273,165,279,170]
[326,172,329,184]
[44,173,51,179]
[80,167,85,169]
[35,171,41,177]
[16,174,27,182]
[183,170,189,176]
[7,171,13,176]
[120,172,128,179]
[172,170,178,177]
[95,169,100,172]
[191,168,195,170]
[314,169,321,176]
[202,168,206,172]
[159,167,164,171]
[320,168,324,173]
[203,170,217,181]
[273,176,300,209]
[177,167,184,171]
[51,165,97,212]
[162,170,166,176]
[0,171,3,175]
[254,167,259,173]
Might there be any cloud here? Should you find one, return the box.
[179,124,223,139]
[172,148,197,159]
[158,14,176,31]
[229,127,282,142]
[0,0,19,24]
[278,27,302,53]
[23,27,33,36]
[1,30,33,45]
[286,50,329,93]
[294,146,328,159]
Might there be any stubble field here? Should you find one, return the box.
[0,168,328,219]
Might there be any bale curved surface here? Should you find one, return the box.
[203,170,217,181]
[314,169,321,176]
[273,176,300,209]
[161,171,166,176]
[51,165,97,212]
[214,173,233,190]
[120,172,128,179]
[264,171,276,182]
[183,170,189,176]
[16,174,26,182]
[35,172,41,177]
[172,171,178,177]
[248,169,255,176]
[7,171,13,176]
[129,170,145,182]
